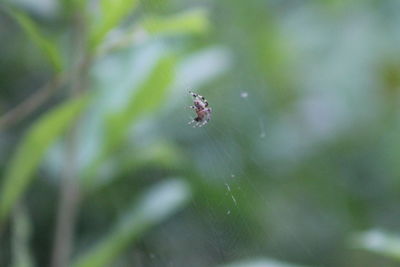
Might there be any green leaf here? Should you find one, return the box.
[72,178,191,267]
[351,229,400,261]
[98,8,209,55]
[0,96,89,223]
[90,0,139,49]
[141,8,209,36]
[10,10,63,72]
[83,55,176,188]
[105,55,175,150]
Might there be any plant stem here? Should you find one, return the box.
[0,76,64,131]
[50,136,81,267]
[50,10,91,267]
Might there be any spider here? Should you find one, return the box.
[187,91,212,127]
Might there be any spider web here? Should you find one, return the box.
[117,1,396,267]
[128,1,320,266]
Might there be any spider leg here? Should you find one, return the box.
[192,118,202,127]
[189,91,198,98]
[200,115,211,127]
[199,95,208,104]
[199,117,210,127]
[189,91,209,105]
[188,116,200,125]
[197,95,208,105]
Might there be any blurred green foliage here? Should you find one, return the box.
[9,9,63,71]
[72,179,190,267]
[1,0,400,267]
[89,0,139,49]
[0,96,89,222]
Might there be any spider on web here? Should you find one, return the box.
[187,91,212,127]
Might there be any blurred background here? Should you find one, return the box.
[1,0,400,266]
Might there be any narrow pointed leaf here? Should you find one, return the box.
[83,55,176,188]
[105,55,175,150]
[0,96,89,222]
[11,10,63,71]
[142,8,209,36]
[90,0,139,49]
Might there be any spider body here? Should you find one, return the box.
[188,91,212,127]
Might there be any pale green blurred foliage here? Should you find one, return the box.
[1,0,400,267]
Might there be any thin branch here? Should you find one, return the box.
[50,9,91,267]
[50,56,91,267]
[50,140,82,267]
[0,75,64,131]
